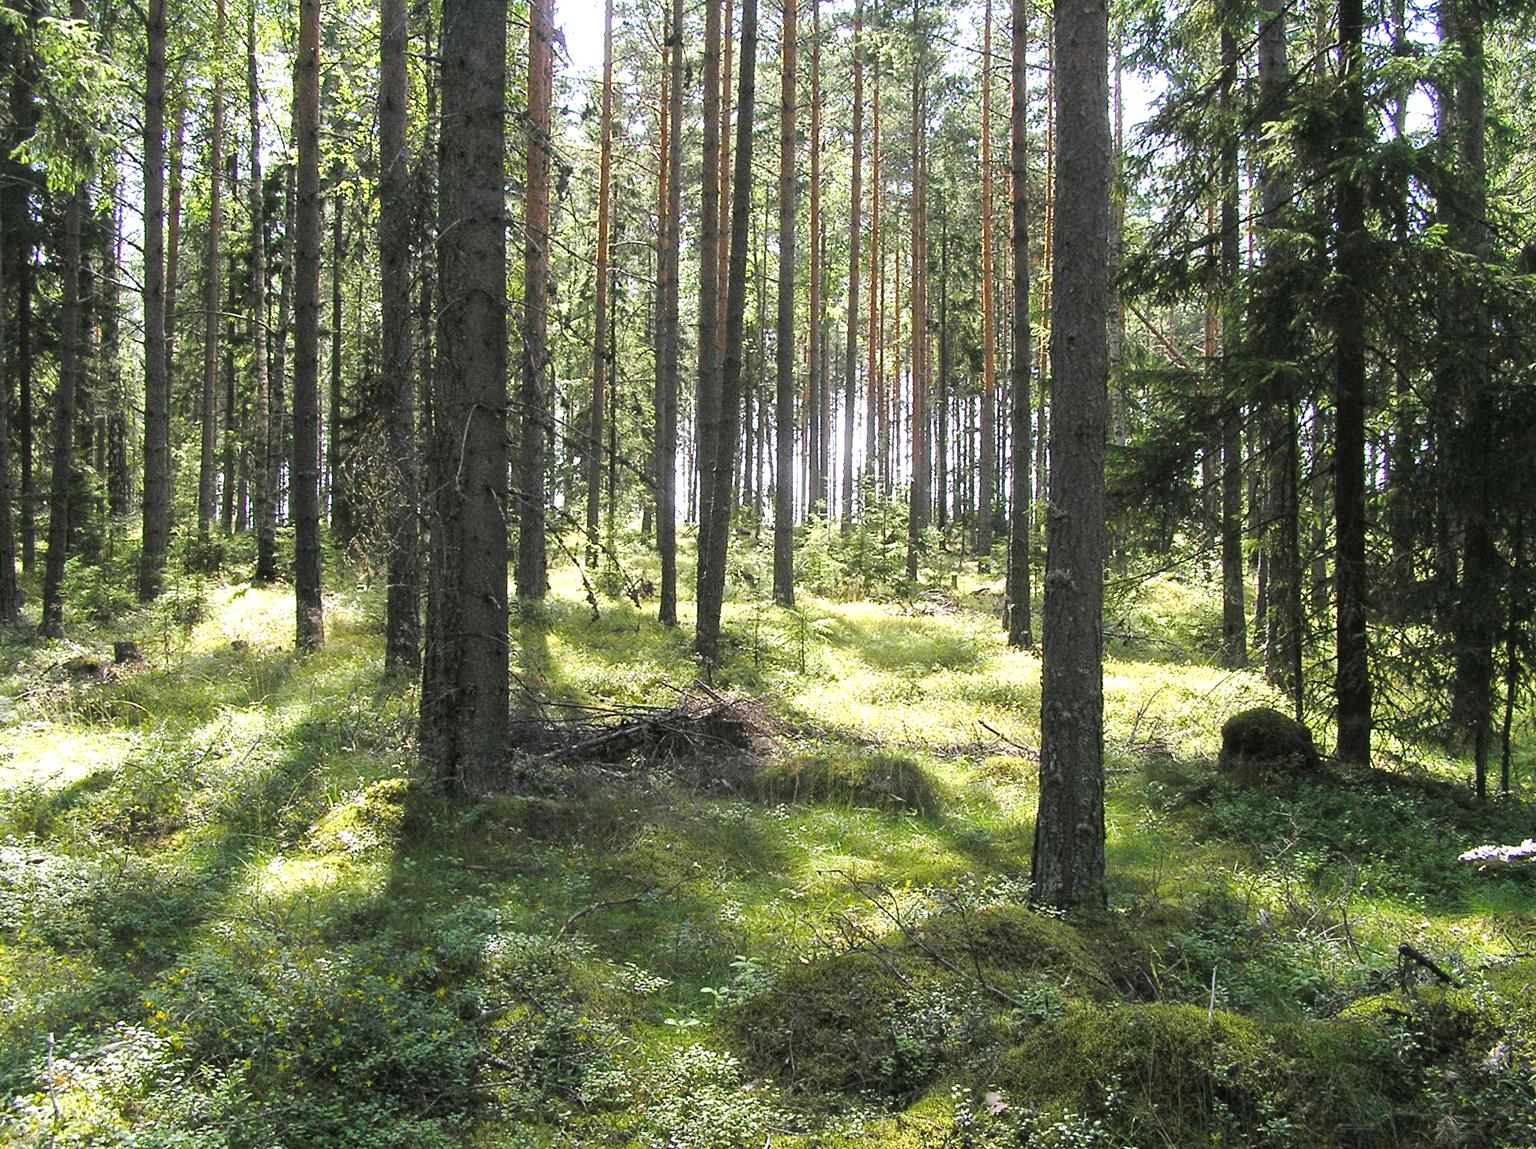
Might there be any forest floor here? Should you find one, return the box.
[2,539,1535,1147]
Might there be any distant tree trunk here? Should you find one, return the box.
[1218,16,1245,667]
[273,168,294,522]
[421,0,508,791]
[328,181,351,541]
[1032,0,1109,911]
[842,0,863,526]
[139,0,171,600]
[1005,0,1032,648]
[379,0,419,665]
[249,0,277,583]
[0,220,14,623]
[809,0,828,517]
[937,217,950,533]
[865,62,881,498]
[42,189,85,637]
[772,0,798,607]
[222,158,240,537]
[165,94,186,379]
[696,0,759,665]
[585,0,615,568]
[199,0,227,543]
[292,0,326,651]
[1034,29,1054,521]
[978,0,996,558]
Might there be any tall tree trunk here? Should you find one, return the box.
[6,0,39,578]
[1005,0,1032,647]
[421,0,508,790]
[978,0,996,558]
[1032,0,1109,911]
[772,0,798,606]
[696,0,728,632]
[1333,0,1371,763]
[248,0,276,582]
[1256,0,1301,717]
[586,0,615,568]
[905,4,929,582]
[841,0,863,527]
[198,0,226,543]
[292,0,326,650]
[1218,15,1246,667]
[222,158,240,536]
[696,0,758,665]
[379,0,419,664]
[328,181,350,541]
[516,0,553,599]
[865,62,880,498]
[655,0,682,624]
[809,0,827,516]
[42,189,85,637]
[1440,0,1494,795]
[139,0,171,599]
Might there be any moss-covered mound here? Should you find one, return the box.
[1219,707,1320,782]
[998,1003,1408,1147]
[731,907,1113,1100]
[755,749,941,814]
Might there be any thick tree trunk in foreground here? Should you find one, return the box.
[1032,0,1109,911]
[421,0,508,791]
[292,0,326,650]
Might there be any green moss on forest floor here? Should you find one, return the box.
[1,548,1533,1147]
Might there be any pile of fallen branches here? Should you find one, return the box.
[512,682,780,788]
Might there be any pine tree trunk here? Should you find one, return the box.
[379,0,419,665]
[139,0,171,600]
[585,0,615,569]
[841,1,863,527]
[656,0,682,624]
[292,0,326,650]
[978,0,996,558]
[421,0,508,790]
[515,0,553,599]
[865,63,881,499]
[1335,0,1372,770]
[1005,0,1033,647]
[42,189,84,637]
[1032,0,1109,911]
[696,0,728,633]
[199,0,226,544]
[773,0,798,606]
[1256,0,1301,716]
[696,0,759,664]
[329,183,350,541]
[1218,17,1245,667]
[905,5,929,582]
[249,1,277,583]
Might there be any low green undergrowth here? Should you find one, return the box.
[1,550,1533,1147]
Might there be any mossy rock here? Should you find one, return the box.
[755,750,940,815]
[731,906,1112,1101]
[999,1003,1279,1141]
[310,778,412,854]
[1219,707,1320,782]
